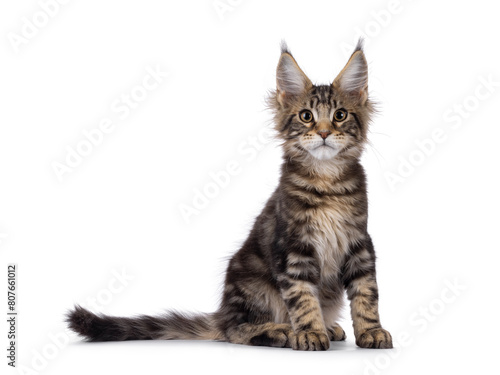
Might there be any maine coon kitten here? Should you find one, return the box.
[67,40,392,351]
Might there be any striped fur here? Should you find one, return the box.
[67,40,392,351]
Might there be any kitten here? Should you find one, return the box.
[67,40,392,351]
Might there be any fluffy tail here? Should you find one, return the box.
[66,305,223,342]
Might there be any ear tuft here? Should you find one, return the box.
[354,37,365,53]
[280,40,290,55]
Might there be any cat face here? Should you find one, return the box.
[269,41,374,164]
[280,85,365,161]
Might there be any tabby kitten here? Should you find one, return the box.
[67,40,392,351]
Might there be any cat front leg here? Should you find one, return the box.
[342,238,393,349]
[276,245,330,351]
[279,276,330,351]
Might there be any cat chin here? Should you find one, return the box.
[308,145,340,160]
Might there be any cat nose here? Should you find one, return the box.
[317,130,331,139]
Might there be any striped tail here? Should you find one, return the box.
[66,305,223,342]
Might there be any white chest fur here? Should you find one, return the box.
[300,204,354,279]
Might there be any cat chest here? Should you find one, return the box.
[299,206,354,278]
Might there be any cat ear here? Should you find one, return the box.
[276,42,312,105]
[333,39,368,103]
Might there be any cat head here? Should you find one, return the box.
[268,40,374,165]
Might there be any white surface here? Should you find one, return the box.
[0,0,498,374]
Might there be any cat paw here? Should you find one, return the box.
[327,325,346,341]
[356,328,393,349]
[249,326,294,348]
[292,330,330,351]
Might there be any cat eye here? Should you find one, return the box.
[299,110,314,123]
[333,109,348,122]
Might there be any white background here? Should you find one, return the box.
[1,0,499,374]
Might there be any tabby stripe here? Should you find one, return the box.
[282,114,296,131]
[296,322,312,331]
[295,307,316,320]
[342,266,375,288]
